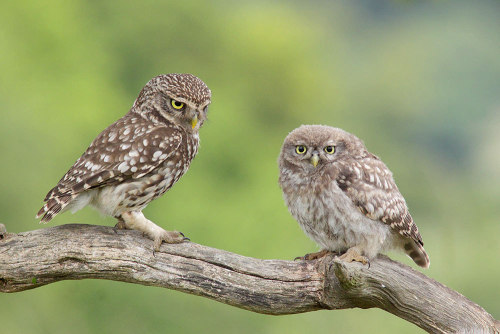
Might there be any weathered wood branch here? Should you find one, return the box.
[0,224,498,333]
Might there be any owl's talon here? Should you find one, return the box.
[178,231,190,241]
[113,220,127,233]
[0,223,8,240]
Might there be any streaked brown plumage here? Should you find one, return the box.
[278,125,429,268]
[37,73,211,251]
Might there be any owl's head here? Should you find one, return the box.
[133,73,212,132]
[279,125,367,173]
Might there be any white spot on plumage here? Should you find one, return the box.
[121,143,131,150]
[118,162,129,173]
[366,203,375,213]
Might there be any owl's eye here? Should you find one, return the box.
[171,100,185,110]
[295,145,307,154]
[324,146,335,154]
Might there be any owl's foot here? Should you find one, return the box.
[120,211,190,254]
[152,230,189,253]
[338,247,370,267]
[295,249,332,261]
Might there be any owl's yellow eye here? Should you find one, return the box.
[171,100,185,110]
[324,146,335,154]
[295,145,307,154]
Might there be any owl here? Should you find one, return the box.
[278,125,430,268]
[37,73,211,252]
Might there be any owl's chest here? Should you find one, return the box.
[149,134,199,197]
[284,180,374,250]
[286,181,357,227]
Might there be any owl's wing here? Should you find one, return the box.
[43,121,183,202]
[336,154,423,246]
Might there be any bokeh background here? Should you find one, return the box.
[1,0,499,333]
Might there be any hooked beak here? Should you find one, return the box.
[191,114,198,129]
[310,153,319,168]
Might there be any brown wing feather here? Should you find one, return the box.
[336,154,423,246]
[37,114,182,221]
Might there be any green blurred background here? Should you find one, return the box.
[1,0,499,333]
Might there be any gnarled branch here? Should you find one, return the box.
[0,224,498,333]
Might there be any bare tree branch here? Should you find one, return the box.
[0,224,498,333]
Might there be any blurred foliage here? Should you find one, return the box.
[1,0,499,333]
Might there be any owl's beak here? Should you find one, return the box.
[191,115,198,129]
[310,153,319,168]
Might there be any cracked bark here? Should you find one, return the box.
[0,224,498,334]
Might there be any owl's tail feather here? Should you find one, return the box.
[404,241,430,268]
[36,195,73,223]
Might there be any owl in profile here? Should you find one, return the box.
[37,74,211,252]
[278,125,429,268]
